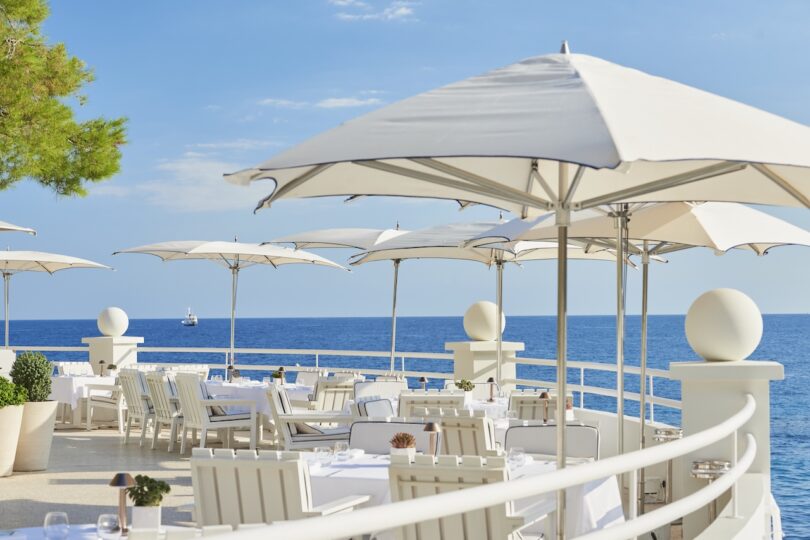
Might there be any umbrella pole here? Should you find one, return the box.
[638,242,650,515]
[390,259,400,372]
[555,165,569,540]
[615,206,628,457]
[229,266,239,379]
[3,273,9,349]
[496,261,504,385]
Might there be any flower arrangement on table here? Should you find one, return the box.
[454,379,474,392]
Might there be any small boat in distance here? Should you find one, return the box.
[181,307,198,326]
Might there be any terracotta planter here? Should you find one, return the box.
[14,401,58,471]
[131,506,161,530]
[0,404,24,477]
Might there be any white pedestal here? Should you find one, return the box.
[669,360,783,539]
[81,336,144,375]
[445,341,524,392]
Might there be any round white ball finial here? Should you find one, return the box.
[685,289,762,362]
[463,301,506,341]
[97,307,129,337]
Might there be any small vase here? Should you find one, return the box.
[131,506,161,530]
[390,447,416,460]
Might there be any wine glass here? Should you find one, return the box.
[314,446,333,466]
[334,441,350,461]
[43,512,70,540]
[507,447,526,469]
[96,513,121,540]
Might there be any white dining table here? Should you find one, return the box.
[204,381,315,417]
[306,452,624,538]
[6,524,203,540]
[49,375,117,427]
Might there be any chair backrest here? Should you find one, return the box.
[376,373,405,382]
[191,448,313,526]
[294,369,323,387]
[349,420,435,454]
[314,381,354,411]
[119,369,152,417]
[388,454,521,540]
[145,371,180,423]
[358,398,395,418]
[398,392,465,417]
[444,380,499,401]
[438,411,495,456]
[508,393,555,421]
[266,385,300,445]
[504,425,600,460]
[175,372,209,429]
[354,380,407,401]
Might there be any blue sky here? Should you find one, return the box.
[2,0,808,320]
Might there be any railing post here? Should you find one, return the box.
[648,375,655,423]
[629,467,638,539]
[731,428,739,519]
[400,356,405,373]
[579,367,585,409]
[315,353,319,368]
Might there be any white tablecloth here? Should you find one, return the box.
[7,524,201,540]
[49,376,117,409]
[307,452,623,538]
[204,381,314,416]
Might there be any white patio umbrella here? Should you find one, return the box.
[0,221,36,236]
[350,221,617,383]
[0,251,110,347]
[470,201,810,512]
[115,241,346,372]
[269,227,410,370]
[226,44,810,536]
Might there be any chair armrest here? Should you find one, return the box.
[306,495,371,516]
[278,413,354,424]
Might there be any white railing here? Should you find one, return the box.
[224,393,757,540]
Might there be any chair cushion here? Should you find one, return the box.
[294,423,322,434]
[209,413,252,423]
[292,427,350,440]
[208,405,228,416]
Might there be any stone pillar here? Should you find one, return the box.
[445,340,524,392]
[670,360,783,539]
[82,307,143,375]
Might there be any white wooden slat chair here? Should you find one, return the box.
[509,391,575,422]
[388,454,536,540]
[398,391,465,417]
[375,372,405,382]
[266,385,352,450]
[354,380,407,401]
[504,424,600,460]
[174,372,257,454]
[119,369,156,446]
[314,380,355,412]
[294,368,326,387]
[349,420,436,455]
[434,410,496,457]
[191,448,370,528]
[145,371,183,451]
[85,380,126,433]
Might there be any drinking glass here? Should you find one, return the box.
[314,446,333,466]
[43,512,69,540]
[507,447,526,469]
[334,441,350,461]
[96,513,121,540]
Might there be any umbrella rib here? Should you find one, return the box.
[751,163,810,208]
[579,161,747,209]
[561,166,585,206]
[254,163,335,211]
[34,261,55,275]
[412,158,554,210]
[529,161,558,210]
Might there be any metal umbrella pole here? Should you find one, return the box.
[614,204,629,457]
[555,162,569,540]
[229,264,239,377]
[3,273,10,348]
[390,259,401,372]
[495,260,504,385]
[638,240,650,515]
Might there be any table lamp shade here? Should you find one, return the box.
[109,472,135,488]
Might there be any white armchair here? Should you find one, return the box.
[119,369,156,446]
[85,381,126,433]
[266,385,353,450]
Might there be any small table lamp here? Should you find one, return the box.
[226,364,235,382]
[486,377,496,402]
[278,366,286,383]
[109,472,135,532]
[418,376,428,391]
[423,422,441,455]
[98,360,106,376]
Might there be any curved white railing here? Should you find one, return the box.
[223,394,756,540]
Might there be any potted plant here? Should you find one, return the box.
[10,352,58,471]
[389,432,417,459]
[0,377,26,476]
[271,369,284,386]
[127,474,171,529]
[454,379,475,404]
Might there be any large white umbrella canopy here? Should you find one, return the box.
[115,240,346,371]
[0,251,110,347]
[226,45,810,535]
[269,227,409,369]
[0,221,36,236]
[351,222,617,382]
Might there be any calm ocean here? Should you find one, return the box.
[13,314,809,537]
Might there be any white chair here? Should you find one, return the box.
[504,424,600,460]
[388,454,536,540]
[349,420,435,454]
[509,391,575,422]
[376,372,405,382]
[190,448,370,527]
[398,391,465,417]
[85,380,126,433]
[146,371,183,451]
[165,529,197,540]
[358,398,395,417]
[444,380,500,401]
[354,380,407,401]
[200,525,233,537]
[266,385,352,450]
[119,369,156,446]
[294,368,325,387]
[436,410,496,456]
[313,380,355,411]
[174,372,257,454]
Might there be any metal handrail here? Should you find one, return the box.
[222,394,756,540]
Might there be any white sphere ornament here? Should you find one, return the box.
[463,301,506,341]
[97,307,129,337]
[685,289,762,362]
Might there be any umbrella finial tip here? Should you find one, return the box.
[395,221,400,230]
[560,40,571,54]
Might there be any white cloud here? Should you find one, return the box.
[315,97,383,108]
[258,98,308,109]
[189,138,284,151]
[335,1,416,21]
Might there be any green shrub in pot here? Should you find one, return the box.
[10,352,52,402]
[10,352,58,472]
[0,377,27,408]
[0,377,26,476]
